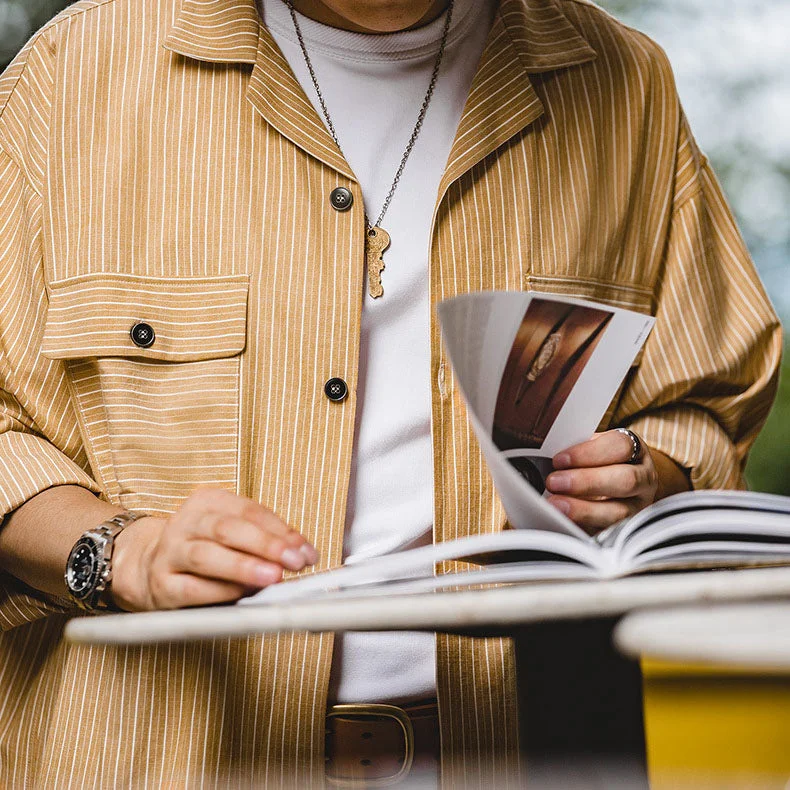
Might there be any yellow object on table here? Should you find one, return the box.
[641,659,790,789]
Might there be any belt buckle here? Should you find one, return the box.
[326,703,415,787]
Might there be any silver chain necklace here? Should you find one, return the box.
[284,0,455,297]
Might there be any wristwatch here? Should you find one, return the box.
[64,512,147,611]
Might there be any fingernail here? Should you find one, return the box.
[281,548,306,571]
[553,453,571,470]
[300,544,319,565]
[255,564,280,586]
[547,473,571,493]
[551,498,571,515]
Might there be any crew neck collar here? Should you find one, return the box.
[259,0,481,61]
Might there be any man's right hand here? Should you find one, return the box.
[111,487,318,612]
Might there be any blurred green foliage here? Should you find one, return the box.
[1,0,788,494]
[747,351,789,494]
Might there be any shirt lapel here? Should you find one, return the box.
[247,25,356,180]
[162,0,596,192]
[163,0,356,181]
[438,0,597,198]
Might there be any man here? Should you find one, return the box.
[0,0,780,786]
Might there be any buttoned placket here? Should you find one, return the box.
[160,1,599,780]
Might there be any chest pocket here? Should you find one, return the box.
[41,273,249,512]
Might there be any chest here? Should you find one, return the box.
[33,65,661,581]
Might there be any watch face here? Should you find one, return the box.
[67,539,100,598]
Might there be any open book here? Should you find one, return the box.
[240,291,790,605]
[242,491,790,603]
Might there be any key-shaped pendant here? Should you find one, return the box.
[366,226,391,299]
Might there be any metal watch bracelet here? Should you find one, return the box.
[65,511,147,611]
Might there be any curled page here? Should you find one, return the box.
[437,291,655,540]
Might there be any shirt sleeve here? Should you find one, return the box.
[0,147,104,630]
[612,118,783,489]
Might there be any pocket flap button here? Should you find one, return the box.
[130,322,156,349]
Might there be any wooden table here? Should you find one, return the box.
[66,567,790,786]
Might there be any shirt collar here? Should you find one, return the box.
[503,0,597,73]
[162,0,597,184]
[162,0,596,72]
[162,0,260,64]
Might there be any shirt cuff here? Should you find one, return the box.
[624,406,745,491]
[0,431,103,630]
[0,430,103,519]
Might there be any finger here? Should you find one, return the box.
[192,513,316,570]
[553,430,636,470]
[546,463,652,500]
[181,488,319,563]
[174,539,285,588]
[160,574,249,609]
[548,496,639,535]
[183,487,293,538]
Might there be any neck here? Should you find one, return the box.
[287,1,451,33]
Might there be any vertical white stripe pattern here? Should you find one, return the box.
[0,0,781,786]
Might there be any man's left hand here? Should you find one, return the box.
[545,430,668,535]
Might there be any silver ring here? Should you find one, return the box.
[616,428,644,464]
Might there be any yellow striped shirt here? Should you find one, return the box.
[0,0,781,786]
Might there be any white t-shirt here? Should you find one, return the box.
[259,0,496,702]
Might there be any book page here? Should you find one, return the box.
[621,509,790,562]
[606,490,790,551]
[241,529,606,605]
[437,291,654,539]
[247,563,599,603]
[628,545,790,575]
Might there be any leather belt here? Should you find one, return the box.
[325,699,440,787]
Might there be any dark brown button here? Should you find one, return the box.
[330,187,353,212]
[130,322,155,348]
[324,378,348,402]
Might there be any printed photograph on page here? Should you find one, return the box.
[492,299,614,492]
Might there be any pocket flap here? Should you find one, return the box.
[523,274,655,367]
[524,274,655,314]
[42,274,249,361]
